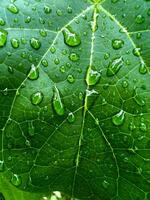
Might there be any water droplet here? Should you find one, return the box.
[11,174,22,186]
[60,65,66,73]
[112,110,125,126]
[102,180,110,189]
[8,66,14,74]
[139,63,147,74]
[25,16,31,23]
[2,88,8,96]
[28,64,39,80]
[67,74,75,83]
[69,53,80,62]
[0,160,4,172]
[25,140,31,147]
[140,122,147,132]
[31,91,43,105]
[133,47,141,57]
[104,53,110,60]
[41,59,48,67]
[63,27,81,47]
[54,58,60,65]
[50,46,56,54]
[122,80,128,88]
[44,5,51,14]
[53,87,65,116]
[112,39,124,50]
[107,57,123,76]
[86,68,101,86]
[30,38,41,50]
[56,9,63,16]
[0,29,8,47]
[136,32,142,39]
[11,38,19,48]
[39,29,47,37]
[0,18,5,26]
[134,94,145,106]
[67,112,75,123]
[79,92,84,100]
[7,4,19,14]
[135,15,145,24]
[67,6,73,13]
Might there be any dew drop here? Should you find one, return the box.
[11,38,19,48]
[60,65,66,73]
[2,88,8,96]
[0,29,8,47]
[67,74,75,83]
[44,5,51,14]
[50,46,56,54]
[53,87,65,116]
[134,94,145,106]
[129,122,136,131]
[102,180,110,189]
[7,4,19,14]
[67,6,73,13]
[86,68,101,86]
[0,18,5,26]
[139,63,147,74]
[25,16,31,23]
[41,59,48,67]
[56,9,63,16]
[54,58,60,65]
[112,39,124,50]
[140,122,147,132]
[28,64,39,80]
[69,52,80,62]
[63,27,81,47]
[122,80,128,88]
[67,112,75,123]
[133,47,141,57]
[8,66,14,74]
[11,174,22,186]
[28,122,35,136]
[107,57,123,76]
[135,14,145,24]
[39,29,47,37]
[30,37,41,50]
[31,91,43,105]
[112,110,125,126]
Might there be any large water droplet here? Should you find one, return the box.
[112,39,124,50]
[7,4,19,14]
[63,27,81,47]
[86,68,101,86]
[107,57,123,76]
[53,87,65,116]
[67,112,75,123]
[11,38,19,48]
[112,110,125,126]
[30,38,41,50]
[0,29,8,47]
[28,64,39,80]
[11,174,22,186]
[31,91,43,105]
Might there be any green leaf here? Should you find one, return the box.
[0,0,150,199]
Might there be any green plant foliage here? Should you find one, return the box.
[0,0,150,199]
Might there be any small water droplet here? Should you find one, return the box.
[56,9,63,16]
[31,91,43,105]
[11,174,22,186]
[122,80,128,88]
[139,63,147,74]
[129,122,136,131]
[2,88,8,96]
[69,52,80,62]
[135,14,145,24]
[30,37,41,50]
[28,121,35,136]
[11,38,19,48]
[67,6,73,13]
[134,94,145,106]
[140,122,147,132]
[0,29,8,47]
[102,180,110,189]
[8,66,14,74]
[67,74,75,83]
[86,68,101,86]
[112,110,125,126]
[7,4,19,14]
[28,64,39,80]
[39,29,47,37]
[44,5,51,14]
[0,18,5,26]
[41,59,48,67]
[67,112,75,123]
[112,39,124,50]
[53,87,65,116]
[50,46,56,54]
[63,27,81,47]
[133,47,141,57]
[60,65,66,73]
[107,57,123,76]
[25,16,31,23]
